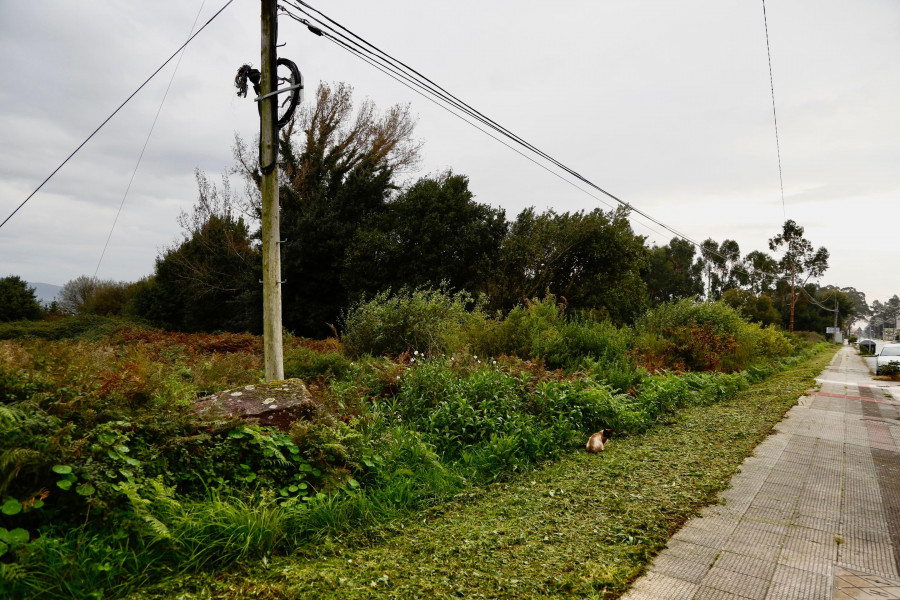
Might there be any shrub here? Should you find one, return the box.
[878,363,900,380]
[341,287,482,358]
[790,330,826,348]
[284,346,352,380]
[395,362,529,455]
[386,359,639,481]
[632,299,793,373]
[0,316,121,341]
[0,295,819,599]
[468,296,644,391]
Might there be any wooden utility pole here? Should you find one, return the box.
[260,0,284,381]
[833,294,839,344]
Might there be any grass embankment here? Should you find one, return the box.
[134,345,835,600]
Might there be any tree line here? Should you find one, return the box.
[0,83,881,336]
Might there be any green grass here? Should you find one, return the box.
[128,345,835,599]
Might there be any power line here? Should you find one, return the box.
[280,1,835,300]
[288,4,844,321]
[95,0,208,278]
[762,0,786,221]
[0,0,236,232]
[279,1,699,247]
[800,285,839,312]
[307,23,669,242]
[277,2,772,271]
[279,9,677,245]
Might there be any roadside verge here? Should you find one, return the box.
[134,345,838,599]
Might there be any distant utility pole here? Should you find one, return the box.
[260,0,284,381]
[833,294,839,344]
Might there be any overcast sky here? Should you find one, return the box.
[0,0,897,307]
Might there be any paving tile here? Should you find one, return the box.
[701,566,771,600]
[671,524,733,549]
[781,534,838,560]
[712,551,777,580]
[839,545,900,578]
[648,552,712,584]
[832,565,900,600]
[791,514,841,531]
[662,539,722,562]
[694,586,753,600]
[622,348,900,599]
[723,536,783,563]
[741,505,794,526]
[840,525,893,544]
[690,514,741,535]
[766,563,830,599]
[776,546,834,576]
[737,520,789,538]
[752,494,797,512]
[621,571,699,600]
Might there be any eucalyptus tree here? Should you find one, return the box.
[741,250,779,295]
[698,238,741,300]
[768,220,829,332]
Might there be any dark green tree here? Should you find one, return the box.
[643,237,703,305]
[135,171,261,332]
[834,286,871,321]
[343,171,507,298]
[741,250,779,295]
[487,206,649,322]
[235,82,421,336]
[698,238,741,300]
[0,275,43,321]
[789,286,855,334]
[721,288,781,326]
[868,295,900,339]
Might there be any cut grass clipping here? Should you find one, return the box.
[132,345,836,599]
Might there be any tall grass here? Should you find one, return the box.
[0,300,810,599]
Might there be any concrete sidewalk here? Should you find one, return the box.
[623,346,900,600]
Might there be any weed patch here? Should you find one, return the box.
[0,311,823,599]
[117,347,834,600]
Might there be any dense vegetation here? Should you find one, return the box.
[133,346,834,600]
[0,294,825,599]
[13,82,875,339]
[0,80,863,598]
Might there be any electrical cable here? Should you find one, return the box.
[279,3,685,244]
[280,1,836,305]
[0,0,236,232]
[316,25,674,241]
[800,285,839,312]
[280,10,685,245]
[279,3,751,263]
[94,0,208,278]
[762,0,786,220]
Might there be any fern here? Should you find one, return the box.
[240,426,288,464]
[0,404,20,427]
[0,447,42,497]
[117,479,176,541]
